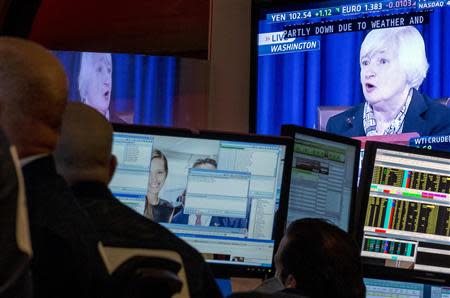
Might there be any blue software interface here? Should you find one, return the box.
[365,278,450,298]
[287,132,357,230]
[111,132,287,268]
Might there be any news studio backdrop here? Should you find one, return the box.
[251,0,450,135]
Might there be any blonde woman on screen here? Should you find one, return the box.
[144,149,174,223]
[326,26,450,137]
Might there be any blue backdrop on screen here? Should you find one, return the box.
[54,51,176,126]
[255,4,450,135]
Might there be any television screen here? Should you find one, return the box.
[281,125,360,231]
[357,141,450,282]
[53,50,177,126]
[110,124,293,276]
[253,0,450,137]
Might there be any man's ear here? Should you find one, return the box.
[285,274,297,289]
[107,154,117,184]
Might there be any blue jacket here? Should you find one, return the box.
[172,211,247,229]
[326,89,450,137]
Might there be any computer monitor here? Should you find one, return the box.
[430,285,450,298]
[365,277,450,298]
[365,278,426,298]
[357,141,450,283]
[110,124,293,277]
[281,125,360,231]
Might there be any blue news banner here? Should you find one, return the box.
[410,134,450,152]
[258,11,428,56]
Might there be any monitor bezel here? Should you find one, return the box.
[280,124,361,234]
[112,123,294,278]
[356,141,450,285]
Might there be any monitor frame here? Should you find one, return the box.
[356,141,450,285]
[281,124,361,234]
[112,123,294,278]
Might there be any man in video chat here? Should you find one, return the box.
[172,157,248,229]
[326,26,450,137]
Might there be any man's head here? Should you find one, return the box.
[54,102,116,185]
[192,158,217,170]
[274,218,365,298]
[0,37,68,158]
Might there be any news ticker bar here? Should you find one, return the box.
[258,11,429,56]
[266,0,449,23]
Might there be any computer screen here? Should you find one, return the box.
[358,141,450,282]
[365,278,426,298]
[430,286,450,298]
[53,50,177,126]
[365,278,450,298]
[252,0,450,136]
[281,125,360,231]
[110,124,293,276]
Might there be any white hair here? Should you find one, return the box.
[78,52,112,102]
[360,26,429,89]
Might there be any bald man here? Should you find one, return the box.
[0,38,107,298]
[54,102,222,298]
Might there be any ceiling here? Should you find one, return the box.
[1,0,210,59]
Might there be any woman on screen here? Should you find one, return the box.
[78,52,127,123]
[326,26,450,137]
[144,149,174,223]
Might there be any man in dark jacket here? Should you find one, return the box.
[0,37,108,298]
[0,129,32,298]
[229,219,365,298]
[54,102,222,298]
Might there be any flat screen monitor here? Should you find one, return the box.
[281,125,360,231]
[53,50,177,126]
[365,278,450,298]
[110,124,293,276]
[357,141,450,283]
[431,286,450,298]
[365,278,426,298]
[252,0,450,136]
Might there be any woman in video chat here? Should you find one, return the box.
[326,26,450,137]
[144,149,174,223]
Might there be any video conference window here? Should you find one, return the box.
[288,133,357,230]
[109,133,153,212]
[53,50,177,126]
[255,1,450,137]
[361,148,450,275]
[111,132,286,268]
[184,169,250,219]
